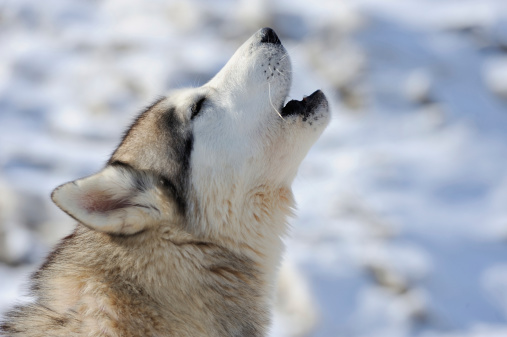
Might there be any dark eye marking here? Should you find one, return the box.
[190,97,206,120]
[109,160,133,169]
[159,175,186,214]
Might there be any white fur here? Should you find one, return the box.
[47,28,330,336]
[187,31,330,289]
[52,29,329,290]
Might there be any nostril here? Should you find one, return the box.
[259,27,281,45]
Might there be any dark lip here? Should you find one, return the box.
[281,90,326,118]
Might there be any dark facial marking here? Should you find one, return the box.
[159,175,187,215]
[190,96,206,120]
[162,106,179,131]
[157,107,195,215]
[109,98,195,219]
[182,136,193,172]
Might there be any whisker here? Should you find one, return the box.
[268,82,284,120]
[279,52,290,62]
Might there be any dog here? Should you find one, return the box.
[1,27,329,337]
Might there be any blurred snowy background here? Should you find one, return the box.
[1,0,507,336]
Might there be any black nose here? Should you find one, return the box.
[259,27,281,45]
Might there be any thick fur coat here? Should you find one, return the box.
[1,28,329,337]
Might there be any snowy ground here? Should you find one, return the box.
[1,0,507,336]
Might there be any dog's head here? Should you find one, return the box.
[52,28,330,236]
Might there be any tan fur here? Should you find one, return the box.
[1,28,329,337]
[3,221,278,336]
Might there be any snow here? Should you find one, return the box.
[484,57,507,99]
[1,0,507,336]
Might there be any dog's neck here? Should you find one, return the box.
[189,180,295,290]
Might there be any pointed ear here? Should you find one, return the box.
[51,165,163,235]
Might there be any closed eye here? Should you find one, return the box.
[190,97,206,120]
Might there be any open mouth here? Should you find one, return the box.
[281,90,327,119]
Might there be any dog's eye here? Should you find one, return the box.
[190,97,206,120]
